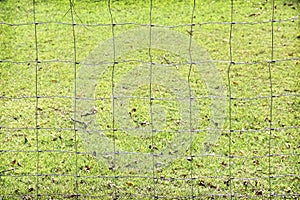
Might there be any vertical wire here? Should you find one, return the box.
[107,0,117,197]
[32,0,40,198]
[69,0,79,198]
[228,0,234,198]
[187,0,196,198]
[148,0,156,198]
[268,0,275,198]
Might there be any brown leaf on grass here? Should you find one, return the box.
[51,177,56,183]
[126,181,134,187]
[149,144,158,150]
[198,180,205,187]
[11,160,22,167]
[224,179,231,187]
[253,159,260,166]
[207,182,218,189]
[248,12,261,17]
[24,137,28,144]
[186,156,193,162]
[84,165,91,172]
[221,161,227,167]
[11,159,16,165]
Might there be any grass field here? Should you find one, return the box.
[0,0,299,199]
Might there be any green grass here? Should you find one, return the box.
[0,0,299,199]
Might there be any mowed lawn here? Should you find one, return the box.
[0,0,299,199]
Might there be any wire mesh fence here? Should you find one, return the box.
[0,0,299,199]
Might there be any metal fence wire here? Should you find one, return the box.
[0,0,299,199]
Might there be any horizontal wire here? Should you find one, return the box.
[0,16,298,27]
[1,93,299,102]
[1,147,299,161]
[1,170,298,182]
[0,125,299,134]
[1,57,299,66]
